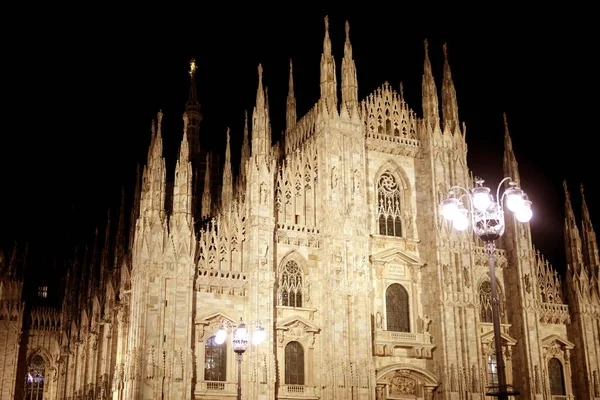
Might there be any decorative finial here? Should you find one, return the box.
[580,182,585,195]
[189,58,197,77]
[258,64,263,83]
[424,39,429,52]
[443,42,447,58]
[345,20,350,38]
[563,179,569,193]
[183,114,189,130]
[399,82,404,98]
[324,15,329,31]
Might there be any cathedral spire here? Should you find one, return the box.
[185,58,202,162]
[201,152,212,219]
[113,186,126,285]
[564,180,584,274]
[140,111,167,219]
[422,39,440,131]
[502,113,520,183]
[441,43,459,134]
[129,163,141,253]
[172,115,194,220]
[286,59,297,132]
[251,64,269,160]
[221,128,233,211]
[341,20,358,115]
[580,183,599,273]
[238,110,250,195]
[320,15,338,114]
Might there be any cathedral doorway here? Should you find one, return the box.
[376,365,439,399]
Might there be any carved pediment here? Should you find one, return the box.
[195,310,236,327]
[480,330,518,347]
[541,334,574,350]
[370,248,424,267]
[276,315,320,333]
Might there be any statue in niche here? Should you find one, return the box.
[524,273,532,294]
[331,166,338,189]
[375,312,383,329]
[376,384,386,400]
[463,266,471,288]
[422,315,432,333]
[352,169,360,192]
[260,182,268,204]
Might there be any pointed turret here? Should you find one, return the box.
[265,87,272,152]
[172,115,194,221]
[251,64,269,160]
[221,127,233,211]
[129,164,141,253]
[422,39,440,131]
[502,113,520,183]
[320,15,338,114]
[201,152,212,219]
[238,110,250,195]
[341,20,358,114]
[112,187,126,287]
[441,43,459,134]
[580,184,599,273]
[184,58,202,161]
[286,60,297,132]
[139,111,167,220]
[99,210,112,295]
[564,181,584,274]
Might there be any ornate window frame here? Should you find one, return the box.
[540,335,574,398]
[372,162,414,239]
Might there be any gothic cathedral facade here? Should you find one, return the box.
[1,16,599,400]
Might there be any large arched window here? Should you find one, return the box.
[479,280,505,323]
[285,341,305,385]
[204,335,226,381]
[279,260,303,307]
[386,283,409,332]
[25,354,45,400]
[377,171,403,237]
[548,358,565,395]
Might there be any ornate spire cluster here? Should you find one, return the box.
[563,180,600,306]
[320,16,338,114]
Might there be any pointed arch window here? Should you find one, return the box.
[279,260,303,307]
[285,341,305,385]
[204,335,226,381]
[25,354,45,400]
[385,283,410,332]
[377,171,403,237]
[548,357,565,395]
[479,280,505,323]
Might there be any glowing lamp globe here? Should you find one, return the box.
[252,324,266,345]
[472,186,492,211]
[505,187,525,212]
[215,327,227,345]
[515,200,533,223]
[441,197,459,221]
[452,209,469,231]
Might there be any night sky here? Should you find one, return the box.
[1,10,597,281]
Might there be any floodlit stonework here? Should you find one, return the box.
[1,16,599,400]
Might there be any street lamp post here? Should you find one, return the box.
[440,177,532,400]
[215,318,265,400]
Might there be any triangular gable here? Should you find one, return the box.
[196,310,237,326]
[276,315,320,333]
[541,334,575,350]
[480,330,518,346]
[370,248,424,267]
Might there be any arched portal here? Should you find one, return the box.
[376,365,439,399]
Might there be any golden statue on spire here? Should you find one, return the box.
[189,58,197,77]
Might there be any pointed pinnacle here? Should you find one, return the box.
[345,20,350,41]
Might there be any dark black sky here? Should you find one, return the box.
[1,9,597,278]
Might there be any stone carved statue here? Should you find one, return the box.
[375,312,383,329]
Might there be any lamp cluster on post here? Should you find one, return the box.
[440,177,532,400]
[215,318,265,400]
